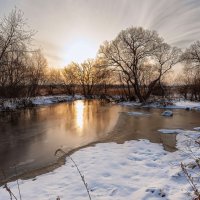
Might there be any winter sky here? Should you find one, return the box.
[0,0,200,67]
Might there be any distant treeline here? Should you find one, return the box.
[0,8,200,102]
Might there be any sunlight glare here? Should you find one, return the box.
[64,38,97,65]
[75,100,84,133]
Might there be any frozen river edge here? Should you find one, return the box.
[1,128,200,200]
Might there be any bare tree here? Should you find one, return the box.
[99,27,180,102]
[62,59,113,97]
[47,68,63,95]
[181,41,200,70]
[26,50,48,97]
[74,59,105,96]
[75,59,97,96]
[0,8,35,66]
[180,41,200,101]
[62,63,78,96]
[0,43,29,97]
[0,8,36,97]
[147,43,181,99]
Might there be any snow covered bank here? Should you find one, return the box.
[0,95,84,111]
[119,101,142,107]
[120,100,200,110]
[171,100,200,110]
[1,129,200,199]
[126,111,150,116]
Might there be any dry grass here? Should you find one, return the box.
[55,148,92,200]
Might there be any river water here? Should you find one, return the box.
[0,100,200,180]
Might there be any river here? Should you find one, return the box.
[0,99,200,180]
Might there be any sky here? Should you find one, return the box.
[0,0,200,68]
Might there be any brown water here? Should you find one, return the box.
[0,100,200,179]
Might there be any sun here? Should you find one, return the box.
[64,38,97,65]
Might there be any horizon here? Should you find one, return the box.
[1,0,200,68]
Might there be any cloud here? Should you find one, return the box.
[1,0,200,66]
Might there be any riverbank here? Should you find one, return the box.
[119,99,200,110]
[0,95,85,111]
[0,128,200,199]
[1,95,200,112]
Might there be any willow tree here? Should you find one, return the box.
[99,27,180,102]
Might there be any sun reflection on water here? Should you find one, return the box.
[75,100,84,134]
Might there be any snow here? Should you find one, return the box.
[0,95,84,111]
[1,129,200,200]
[2,100,17,110]
[120,100,200,110]
[1,97,200,112]
[126,111,150,116]
[174,101,200,110]
[158,129,182,134]
[31,95,74,105]
[119,101,142,107]
[194,127,200,131]
[161,110,173,117]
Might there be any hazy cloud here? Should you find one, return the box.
[0,0,200,66]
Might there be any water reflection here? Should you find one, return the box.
[0,100,121,178]
[0,100,200,178]
[75,100,84,131]
[111,109,200,152]
[160,133,177,152]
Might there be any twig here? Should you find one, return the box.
[14,165,22,200]
[55,149,92,200]
[1,169,18,200]
[181,162,200,199]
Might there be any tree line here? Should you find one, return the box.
[1,8,200,102]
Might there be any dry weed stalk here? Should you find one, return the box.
[181,163,200,199]
[55,148,92,200]
[181,140,200,200]
[1,169,18,200]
